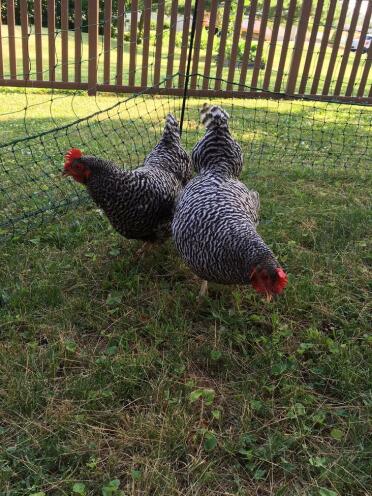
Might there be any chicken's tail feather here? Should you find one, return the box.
[162,113,180,142]
[200,103,230,129]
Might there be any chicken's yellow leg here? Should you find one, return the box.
[199,280,208,298]
[134,242,152,259]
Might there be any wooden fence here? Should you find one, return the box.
[0,0,371,102]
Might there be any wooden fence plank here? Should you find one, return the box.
[299,0,324,94]
[116,0,125,86]
[154,0,165,85]
[322,0,349,95]
[274,0,297,92]
[239,0,258,89]
[61,0,69,82]
[286,0,312,94]
[178,0,192,87]
[74,0,82,83]
[227,0,245,90]
[251,0,271,90]
[34,0,43,80]
[129,0,138,86]
[202,0,218,89]
[357,38,372,97]
[333,0,361,96]
[215,0,231,90]
[48,0,55,82]
[88,0,98,95]
[310,0,337,94]
[7,0,17,79]
[190,0,205,89]
[20,0,30,79]
[141,0,152,87]
[263,0,283,90]
[346,0,372,96]
[166,0,179,88]
[103,0,112,84]
[0,0,3,79]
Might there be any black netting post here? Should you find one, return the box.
[179,0,199,136]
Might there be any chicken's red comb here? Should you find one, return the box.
[64,148,83,166]
[275,267,288,293]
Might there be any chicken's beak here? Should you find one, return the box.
[61,168,68,176]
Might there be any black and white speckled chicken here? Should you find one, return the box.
[172,104,288,298]
[63,114,191,246]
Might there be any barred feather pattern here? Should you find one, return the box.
[191,104,243,178]
[80,114,191,241]
[172,105,279,284]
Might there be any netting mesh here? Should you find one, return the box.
[0,80,178,240]
[0,73,371,242]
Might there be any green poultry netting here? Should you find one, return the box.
[0,73,371,242]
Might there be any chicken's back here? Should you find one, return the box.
[172,171,269,284]
[88,163,181,241]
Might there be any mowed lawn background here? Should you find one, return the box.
[0,82,371,496]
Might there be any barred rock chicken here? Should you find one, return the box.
[63,114,191,247]
[172,104,288,299]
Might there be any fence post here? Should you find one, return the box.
[88,0,99,96]
[116,0,125,86]
[34,0,43,80]
[20,0,30,80]
[274,0,296,92]
[250,0,271,90]
[103,0,112,85]
[75,0,82,83]
[299,0,324,94]
[154,0,165,85]
[7,0,17,80]
[286,0,312,95]
[48,0,55,82]
[215,0,231,90]
[129,0,138,87]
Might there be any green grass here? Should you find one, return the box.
[1,23,369,96]
[0,89,371,495]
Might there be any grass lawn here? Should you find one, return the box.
[0,87,371,495]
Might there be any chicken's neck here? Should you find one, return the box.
[84,159,129,208]
[236,229,278,275]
